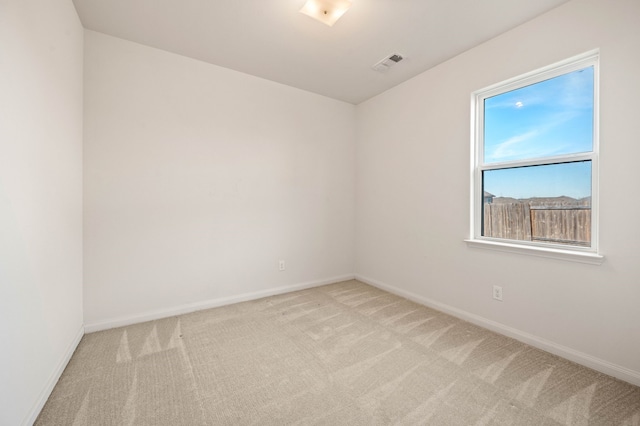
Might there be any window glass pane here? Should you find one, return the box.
[484,67,594,164]
[482,161,591,246]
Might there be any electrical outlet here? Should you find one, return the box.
[493,285,503,301]
[278,260,285,271]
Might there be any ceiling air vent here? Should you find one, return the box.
[372,54,404,73]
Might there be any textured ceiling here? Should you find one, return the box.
[72,0,571,104]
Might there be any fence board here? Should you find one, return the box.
[530,208,591,246]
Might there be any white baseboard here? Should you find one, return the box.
[24,325,84,426]
[356,274,640,388]
[84,274,356,333]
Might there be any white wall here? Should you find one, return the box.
[355,0,640,384]
[83,31,356,328]
[0,0,84,424]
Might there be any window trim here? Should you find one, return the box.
[468,50,602,263]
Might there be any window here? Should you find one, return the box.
[469,52,602,263]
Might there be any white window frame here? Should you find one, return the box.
[466,51,603,264]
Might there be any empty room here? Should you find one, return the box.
[2,0,640,424]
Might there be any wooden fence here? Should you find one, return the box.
[484,203,591,246]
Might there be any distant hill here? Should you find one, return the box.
[492,195,591,207]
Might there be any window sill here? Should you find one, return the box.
[464,239,604,265]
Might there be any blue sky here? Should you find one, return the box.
[483,162,591,199]
[483,67,593,199]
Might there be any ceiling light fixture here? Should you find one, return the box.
[299,0,352,27]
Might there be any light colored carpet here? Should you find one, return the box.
[36,280,640,425]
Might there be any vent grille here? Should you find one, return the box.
[372,54,404,72]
